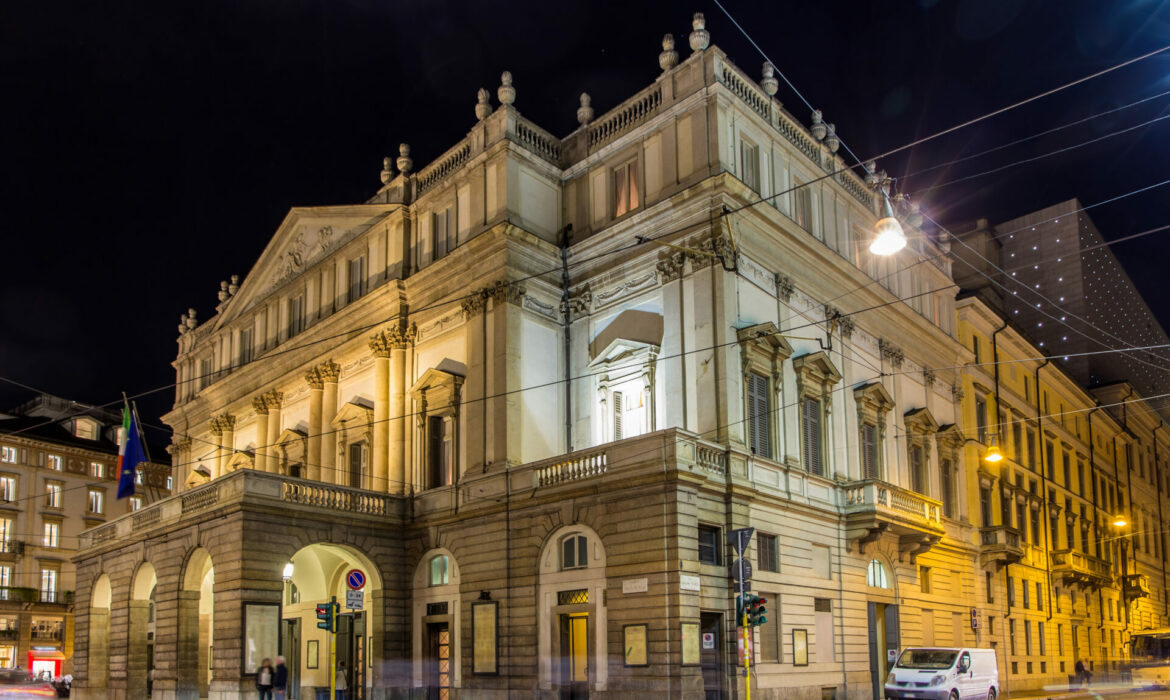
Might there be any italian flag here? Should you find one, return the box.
[116,404,146,499]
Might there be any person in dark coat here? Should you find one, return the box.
[273,656,288,699]
[256,658,274,700]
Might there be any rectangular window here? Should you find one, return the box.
[814,598,835,663]
[288,296,305,339]
[42,521,59,548]
[986,571,994,603]
[347,256,367,304]
[1026,428,1036,469]
[44,483,61,509]
[940,459,954,519]
[46,455,61,471]
[1025,620,1032,655]
[801,397,823,476]
[1058,624,1064,655]
[1013,421,1023,462]
[1030,508,1040,547]
[614,161,640,217]
[980,486,992,527]
[972,336,981,365]
[746,372,770,458]
[0,520,11,553]
[1007,576,1015,607]
[39,570,57,604]
[0,478,15,503]
[198,357,213,390]
[909,444,925,494]
[919,566,931,593]
[426,415,452,490]
[1062,451,1070,487]
[1022,581,1030,609]
[1077,461,1085,496]
[130,496,144,512]
[757,534,778,573]
[793,179,812,230]
[861,424,878,480]
[166,476,173,491]
[88,488,104,515]
[0,566,9,599]
[975,396,988,443]
[90,462,106,479]
[0,448,15,464]
[740,140,760,192]
[432,206,454,261]
[1009,619,1017,654]
[1036,582,1043,611]
[697,524,721,565]
[239,327,254,365]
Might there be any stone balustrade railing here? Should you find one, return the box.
[415,140,473,196]
[534,449,608,487]
[843,479,942,527]
[588,84,663,150]
[514,118,562,165]
[181,485,220,514]
[696,442,728,474]
[281,479,391,515]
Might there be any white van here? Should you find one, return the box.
[884,647,999,700]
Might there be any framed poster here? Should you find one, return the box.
[793,628,808,667]
[623,624,648,667]
[472,601,498,674]
[306,639,319,669]
[681,622,701,666]
[242,602,280,674]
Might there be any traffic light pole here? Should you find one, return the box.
[739,557,751,700]
[330,597,338,700]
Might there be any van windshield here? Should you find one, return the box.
[896,649,958,670]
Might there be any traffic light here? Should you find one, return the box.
[316,599,337,632]
[748,595,767,627]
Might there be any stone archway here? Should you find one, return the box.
[280,543,383,700]
[88,574,112,699]
[127,562,157,698]
[536,524,609,694]
[411,548,462,694]
[177,547,213,700]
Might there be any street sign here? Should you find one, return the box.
[730,558,753,582]
[346,589,364,610]
[346,569,366,590]
[728,528,755,555]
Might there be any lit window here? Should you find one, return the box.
[45,483,61,509]
[428,555,449,586]
[46,455,61,471]
[561,534,589,570]
[129,496,144,512]
[166,476,174,491]
[90,462,106,479]
[614,160,640,217]
[0,520,11,553]
[0,448,15,464]
[88,489,104,515]
[0,478,15,503]
[135,469,144,486]
[42,522,59,548]
[0,566,9,599]
[867,559,890,589]
[39,569,58,603]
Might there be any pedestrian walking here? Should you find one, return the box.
[273,656,288,699]
[336,660,348,700]
[256,658,274,700]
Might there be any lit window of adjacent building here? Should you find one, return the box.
[129,496,144,512]
[866,559,890,589]
[88,489,104,515]
[0,567,9,600]
[46,455,61,471]
[166,476,173,491]
[135,469,144,486]
[0,520,11,554]
[44,482,62,509]
[428,555,449,586]
[613,160,640,217]
[698,524,722,565]
[40,569,58,603]
[561,534,588,571]
[0,478,16,504]
[0,448,15,464]
[90,462,106,479]
[42,521,59,548]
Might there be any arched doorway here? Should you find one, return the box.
[280,544,382,700]
[87,574,112,697]
[177,548,213,700]
[127,562,157,698]
[537,525,608,698]
[411,548,462,698]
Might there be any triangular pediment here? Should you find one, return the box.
[209,204,401,331]
[735,322,794,358]
[853,382,894,411]
[905,407,940,434]
[330,401,374,429]
[587,337,659,368]
[224,450,254,472]
[276,428,308,447]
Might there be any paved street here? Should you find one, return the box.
[1007,685,1170,700]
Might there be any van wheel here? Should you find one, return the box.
[950,691,959,700]
[987,689,996,700]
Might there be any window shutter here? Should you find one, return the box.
[747,373,770,457]
[861,424,876,480]
[613,392,624,440]
[910,445,924,493]
[802,398,821,475]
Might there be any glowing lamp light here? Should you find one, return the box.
[282,562,294,581]
[983,445,1004,463]
[870,190,907,255]
[1113,516,1129,529]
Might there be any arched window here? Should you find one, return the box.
[561,534,588,570]
[428,555,449,586]
[867,559,890,589]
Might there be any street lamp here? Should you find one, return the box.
[983,435,1004,464]
[870,192,907,256]
[282,562,294,582]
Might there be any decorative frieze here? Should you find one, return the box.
[269,226,336,292]
[594,272,656,307]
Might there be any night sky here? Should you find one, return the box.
[4,0,1170,426]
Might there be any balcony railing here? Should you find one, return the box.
[979,526,1024,567]
[1052,548,1112,588]
[1122,572,1151,599]
[844,479,943,528]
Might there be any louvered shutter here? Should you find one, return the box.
[747,373,770,457]
[802,398,821,475]
[861,424,876,480]
[910,445,924,493]
[613,392,624,440]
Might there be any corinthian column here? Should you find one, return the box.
[207,420,224,480]
[369,334,393,493]
[305,368,325,481]
[217,414,236,476]
[318,361,341,484]
[389,323,416,495]
[252,397,270,472]
[264,391,283,474]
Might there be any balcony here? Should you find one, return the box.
[979,526,1024,568]
[844,480,945,561]
[1122,573,1151,600]
[1051,549,1112,588]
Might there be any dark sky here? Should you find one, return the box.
[4,0,1170,426]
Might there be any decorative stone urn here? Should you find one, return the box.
[380,156,394,184]
[659,34,678,71]
[498,71,516,106]
[475,88,492,120]
[689,13,709,52]
[825,123,839,153]
[396,143,413,175]
[577,93,594,126]
[760,63,778,96]
[810,110,827,141]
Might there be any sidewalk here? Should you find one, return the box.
[1005,681,1147,699]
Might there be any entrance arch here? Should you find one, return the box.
[88,574,112,697]
[280,543,382,700]
[127,562,157,698]
[411,548,462,696]
[177,548,214,700]
[537,524,608,695]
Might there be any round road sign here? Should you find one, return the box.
[346,569,366,590]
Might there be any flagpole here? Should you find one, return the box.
[130,401,163,503]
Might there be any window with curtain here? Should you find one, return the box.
[614,160,640,217]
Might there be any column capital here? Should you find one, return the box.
[252,396,269,415]
[212,413,236,433]
[318,360,341,383]
[370,324,417,356]
[305,368,325,389]
[263,390,284,410]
